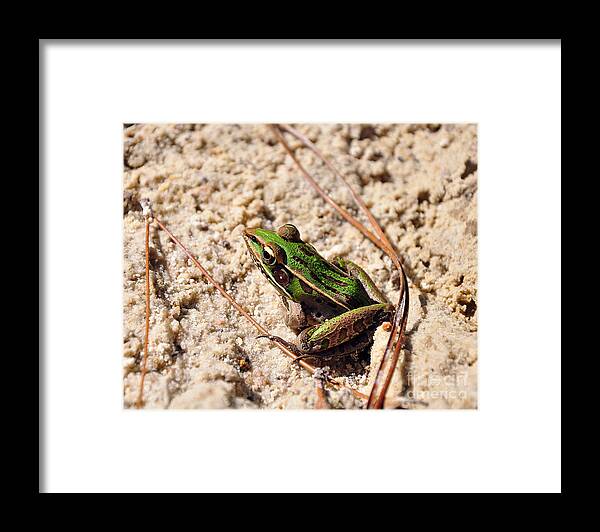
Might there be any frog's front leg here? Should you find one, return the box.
[281,297,309,332]
[333,257,391,305]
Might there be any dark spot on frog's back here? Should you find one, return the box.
[320,272,350,288]
[298,279,313,294]
[293,256,312,271]
[301,246,316,257]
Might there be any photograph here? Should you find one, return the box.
[42,39,561,493]
[123,123,478,409]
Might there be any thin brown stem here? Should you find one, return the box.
[136,215,151,408]
[273,124,410,409]
[271,125,384,253]
[367,268,409,409]
[152,216,368,402]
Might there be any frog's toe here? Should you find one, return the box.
[257,335,302,354]
[292,353,319,364]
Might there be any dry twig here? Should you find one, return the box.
[136,200,153,408]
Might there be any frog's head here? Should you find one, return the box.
[243,224,304,300]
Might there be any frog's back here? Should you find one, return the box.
[286,244,376,310]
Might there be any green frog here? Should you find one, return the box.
[243,224,394,362]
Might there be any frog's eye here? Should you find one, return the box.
[273,267,290,287]
[277,224,302,242]
[262,246,277,266]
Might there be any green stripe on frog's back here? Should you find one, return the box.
[283,242,375,310]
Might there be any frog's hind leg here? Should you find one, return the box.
[258,303,393,363]
[292,330,374,363]
[297,303,393,354]
[257,329,375,364]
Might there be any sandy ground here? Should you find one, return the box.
[123,124,478,409]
